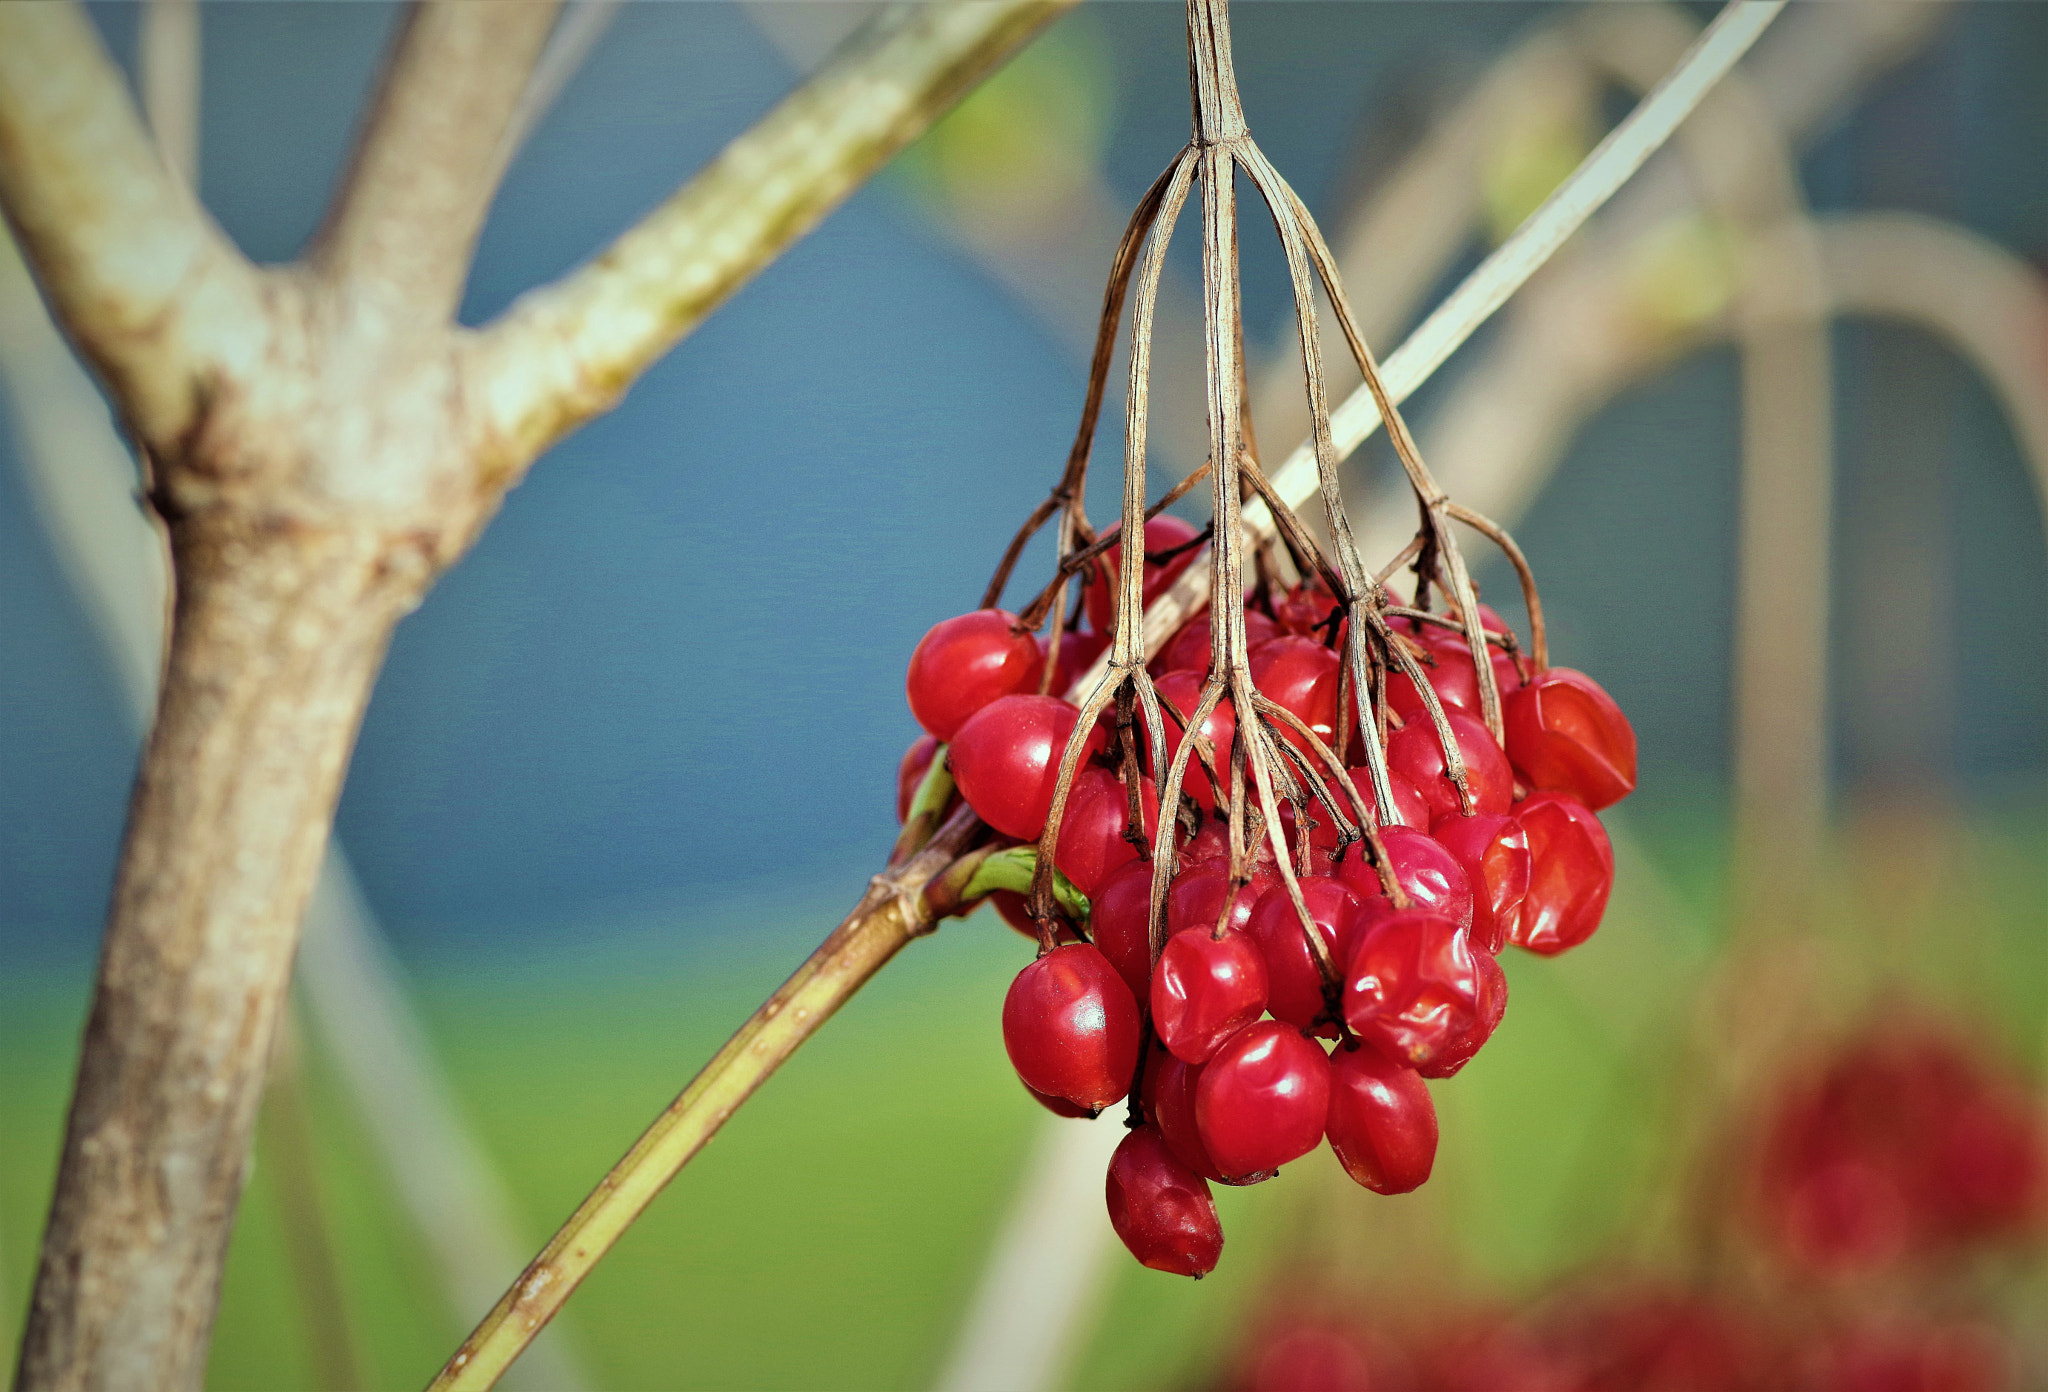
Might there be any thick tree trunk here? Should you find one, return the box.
[15,516,429,1392]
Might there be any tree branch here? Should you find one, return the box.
[311,0,561,322]
[0,0,260,451]
[465,0,1078,471]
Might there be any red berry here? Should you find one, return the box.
[1273,583,1345,639]
[1333,767,1430,830]
[1511,792,1613,955]
[1334,825,1474,932]
[1001,944,1141,1114]
[1244,877,1363,1036]
[989,889,1037,938]
[1151,927,1269,1064]
[1250,637,1341,757]
[1084,515,1204,632]
[951,695,1108,840]
[1195,1021,1331,1179]
[1105,1124,1223,1277]
[1342,909,1482,1072]
[1152,670,1236,811]
[1387,633,1522,726]
[1415,949,1507,1079]
[1144,1051,1229,1183]
[1088,859,1159,1000]
[1166,865,1269,938]
[1325,1041,1438,1194]
[1386,711,1515,820]
[1052,767,1159,897]
[905,609,1043,741]
[1159,607,1278,675]
[1504,667,1637,810]
[1428,811,1530,956]
[896,734,940,823]
[1039,626,1109,699]
[1024,1082,1095,1118]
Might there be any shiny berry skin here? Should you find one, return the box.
[1159,607,1278,675]
[1084,515,1204,632]
[1144,1053,1227,1184]
[1152,928,1269,1064]
[1325,1041,1438,1194]
[1387,711,1515,820]
[1415,949,1506,1079]
[951,695,1108,840]
[1249,637,1341,756]
[1387,634,1522,725]
[905,609,1044,741]
[1511,792,1614,955]
[1333,767,1430,830]
[1504,667,1637,810]
[1428,811,1530,956]
[1195,1021,1330,1179]
[1088,859,1159,1000]
[1152,670,1236,811]
[1342,909,1482,1072]
[1166,865,1269,938]
[1052,767,1159,897]
[1273,583,1344,638]
[896,734,940,823]
[1335,825,1474,932]
[1245,877,1364,1036]
[1039,626,1109,699]
[1024,1081,1094,1118]
[1105,1124,1223,1278]
[1001,944,1141,1114]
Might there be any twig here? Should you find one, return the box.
[311,1,561,321]
[1101,0,1786,673]
[468,0,1079,469]
[429,806,987,1392]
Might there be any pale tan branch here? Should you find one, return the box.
[467,0,1076,470]
[0,0,260,451]
[312,1,561,322]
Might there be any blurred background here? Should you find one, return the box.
[2,1,2045,1388]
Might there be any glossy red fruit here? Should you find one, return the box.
[1196,1021,1330,1179]
[1152,928,1269,1064]
[1052,767,1159,897]
[1326,1041,1438,1193]
[1105,1124,1223,1277]
[1002,944,1141,1114]
[1505,667,1637,810]
[905,609,1043,741]
[1387,711,1514,820]
[1342,909,1482,1072]
[1088,859,1159,1000]
[1250,637,1341,756]
[1428,811,1530,955]
[1273,584,1345,639]
[897,734,941,823]
[1145,1052,1225,1183]
[989,889,1037,938]
[1333,767,1430,830]
[1335,825,1474,932]
[1159,607,1278,675]
[1166,865,1269,938]
[1245,877,1364,1037]
[1152,670,1236,811]
[1386,634,1522,725]
[1039,626,1109,699]
[1415,949,1506,1079]
[1085,515,1205,632]
[952,695,1108,840]
[1512,792,1613,955]
[1024,1082,1094,1118]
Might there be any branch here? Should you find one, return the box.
[311,0,562,321]
[1114,0,1786,670]
[430,807,986,1391]
[0,0,260,450]
[466,0,1077,469]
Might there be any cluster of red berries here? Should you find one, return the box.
[899,514,1635,1276]
[1757,1025,2045,1272]
[1222,1284,2012,1392]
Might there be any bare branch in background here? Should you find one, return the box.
[311,2,561,321]
[469,0,1079,470]
[138,0,199,187]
